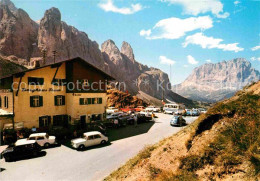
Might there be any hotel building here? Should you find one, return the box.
[0,57,114,130]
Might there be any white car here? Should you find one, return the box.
[106,107,119,114]
[164,108,176,114]
[17,133,56,148]
[71,131,108,150]
[145,106,160,112]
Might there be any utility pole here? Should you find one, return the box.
[52,50,57,63]
[42,49,47,65]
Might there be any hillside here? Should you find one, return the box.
[105,81,260,180]
[174,58,260,102]
[107,89,148,108]
[0,56,27,78]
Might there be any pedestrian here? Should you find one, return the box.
[134,115,138,127]
[114,119,119,128]
[73,130,77,138]
[151,111,155,121]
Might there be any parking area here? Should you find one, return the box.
[0,113,198,181]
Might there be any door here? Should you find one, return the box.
[93,134,102,145]
[36,136,46,146]
[85,135,96,147]
[80,116,86,129]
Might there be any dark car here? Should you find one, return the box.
[2,140,42,162]
[170,116,186,127]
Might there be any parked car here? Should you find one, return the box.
[26,133,56,148]
[185,109,192,116]
[105,112,127,128]
[71,131,108,150]
[170,116,186,127]
[121,106,135,113]
[145,106,160,112]
[164,108,175,114]
[135,106,145,112]
[2,140,42,162]
[106,107,119,114]
[198,108,207,114]
[191,109,200,116]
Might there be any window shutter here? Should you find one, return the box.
[0,96,2,108]
[54,96,58,106]
[30,96,34,107]
[48,116,51,126]
[62,96,65,105]
[92,98,95,104]
[88,98,91,104]
[99,98,102,104]
[39,117,44,127]
[39,96,43,107]
[80,98,84,105]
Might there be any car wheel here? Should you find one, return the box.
[101,140,106,144]
[78,145,85,151]
[44,143,50,148]
[4,155,11,162]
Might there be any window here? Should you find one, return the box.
[28,77,44,85]
[29,137,36,140]
[87,135,94,140]
[0,96,2,108]
[39,116,51,127]
[4,96,8,108]
[79,98,88,105]
[53,115,69,127]
[37,137,45,140]
[82,79,89,87]
[55,95,65,106]
[94,135,101,139]
[79,98,102,105]
[52,79,66,86]
[30,96,43,107]
[98,98,102,104]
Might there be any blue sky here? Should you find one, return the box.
[12,0,260,84]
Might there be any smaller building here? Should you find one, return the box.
[0,57,114,130]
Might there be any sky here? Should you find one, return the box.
[11,0,260,84]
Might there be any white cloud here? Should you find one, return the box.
[159,56,176,65]
[187,55,199,65]
[161,0,229,18]
[251,45,260,51]
[183,64,189,67]
[98,0,143,15]
[183,33,244,52]
[251,57,260,61]
[206,59,211,62]
[140,29,151,37]
[234,1,240,5]
[140,16,213,40]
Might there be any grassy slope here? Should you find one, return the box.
[105,81,260,181]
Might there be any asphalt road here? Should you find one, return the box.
[0,113,197,181]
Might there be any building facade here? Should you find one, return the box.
[0,57,114,130]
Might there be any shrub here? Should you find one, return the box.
[148,164,162,179]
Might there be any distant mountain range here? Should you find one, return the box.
[0,0,193,106]
[174,58,260,102]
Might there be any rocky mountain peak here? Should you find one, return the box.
[0,0,17,12]
[42,7,61,23]
[121,41,135,62]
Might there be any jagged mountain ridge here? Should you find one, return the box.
[174,58,260,102]
[0,0,193,106]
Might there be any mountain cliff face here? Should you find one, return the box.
[0,0,193,106]
[174,58,260,102]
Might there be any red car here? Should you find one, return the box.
[121,106,135,113]
[135,106,145,112]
